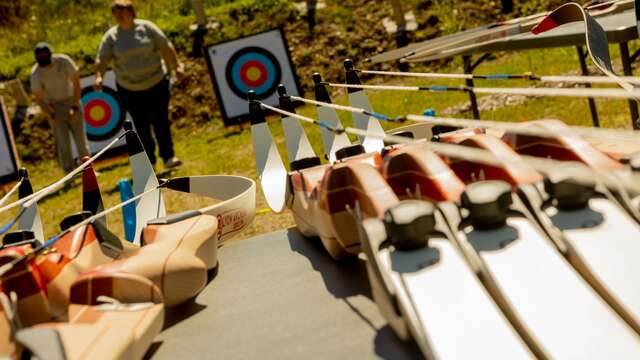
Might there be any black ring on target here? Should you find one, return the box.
[225,46,282,100]
[80,86,126,141]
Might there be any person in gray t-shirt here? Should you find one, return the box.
[95,0,184,169]
[30,42,90,174]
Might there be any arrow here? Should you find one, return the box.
[16,168,43,242]
[123,121,166,245]
[355,69,640,85]
[289,95,397,122]
[404,114,640,142]
[276,85,317,163]
[0,173,24,208]
[257,99,601,181]
[0,173,256,277]
[291,93,640,142]
[0,131,130,216]
[0,179,167,277]
[326,83,640,100]
[312,73,352,162]
[0,131,131,237]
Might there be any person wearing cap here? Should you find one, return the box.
[30,43,90,174]
[95,0,184,169]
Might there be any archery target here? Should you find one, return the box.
[81,86,125,141]
[226,47,282,100]
[72,71,133,157]
[205,28,301,126]
[0,96,20,184]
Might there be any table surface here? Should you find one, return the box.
[371,8,638,63]
[148,228,420,360]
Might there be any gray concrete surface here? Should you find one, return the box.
[149,228,420,359]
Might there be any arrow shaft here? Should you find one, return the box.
[327,83,640,100]
[289,95,394,122]
[0,180,165,278]
[289,94,640,142]
[259,100,613,182]
[0,180,22,208]
[358,69,640,85]
[0,131,129,215]
[405,115,640,142]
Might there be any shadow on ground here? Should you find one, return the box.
[286,228,420,359]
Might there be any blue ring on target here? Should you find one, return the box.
[80,86,126,141]
[225,46,282,100]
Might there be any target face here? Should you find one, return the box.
[225,47,282,100]
[80,86,125,141]
[205,28,301,126]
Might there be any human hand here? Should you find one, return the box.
[68,105,80,121]
[43,106,55,127]
[175,64,185,83]
[42,104,55,118]
[95,76,103,91]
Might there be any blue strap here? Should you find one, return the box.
[0,219,17,236]
[118,179,136,243]
[428,85,449,91]
[369,111,392,122]
[486,74,511,79]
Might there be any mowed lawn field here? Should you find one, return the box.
[0,44,637,243]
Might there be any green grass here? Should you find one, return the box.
[0,0,295,80]
[1,42,637,242]
[0,0,636,243]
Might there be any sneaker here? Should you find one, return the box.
[164,156,182,169]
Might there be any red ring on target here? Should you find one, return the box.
[84,99,113,128]
[239,60,268,87]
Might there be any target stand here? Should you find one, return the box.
[0,95,20,184]
[204,28,302,126]
[72,71,133,158]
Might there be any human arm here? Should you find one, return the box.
[69,73,82,120]
[95,33,114,91]
[159,44,185,82]
[30,72,54,121]
[147,21,185,82]
[95,59,109,91]
[60,55,82,119]
[32,89,55,127]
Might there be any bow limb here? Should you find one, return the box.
[123,122,166,244]
[248,92,289,214]
[532,2,636,92]
[277,85,317,163]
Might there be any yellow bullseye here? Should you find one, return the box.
[89,106,106,121]
[246,66,262,82]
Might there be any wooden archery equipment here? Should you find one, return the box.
[250,74,640,358]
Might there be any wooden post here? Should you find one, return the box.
[501,0,513,14]
[191,0,207,28]
[6,80,28,129]
[306,0,318,35]
[620,42,640,130]
[190,0,208,57]
[389,0,406,31]
[576,46,600,127]
[389,0,409,70]
[463,56,481,120]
